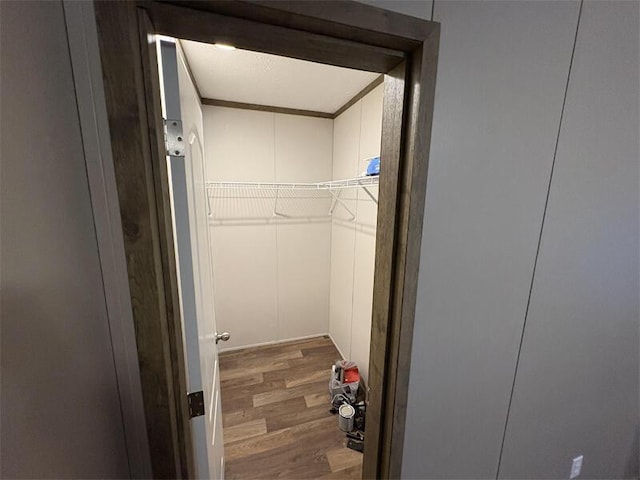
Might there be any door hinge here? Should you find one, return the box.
[187,390,205,418]
[164,118,185,157]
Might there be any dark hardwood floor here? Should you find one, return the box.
[219,336,363,479]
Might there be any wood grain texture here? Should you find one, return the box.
[285,368,332,388]
[220,336,332,361]
[264,356,337,382]
[204,76,385,121]
[333,75,384,118]
[93,2,188,477]
[202,75,384,119]
[266,403,334,432]
[363,27,440,480]
[305,392,330,408]
[224,426,296,462]
[223,418,267,444]
[220,373,264,390]
[252,380,329,407]
[362,62,407,480]
[201,98,334,119]
[222,380,287,412]
[219,337,362,479]
[326,448,364,472]
[320,464,364,479]
[245,1,436,49]
[160,0,433,52]
[385,29,440,480]
[225,419,342,480]
[142,1,404,73]
[223,397,306,428]
[228,349,303,369]
[220,362,291,382]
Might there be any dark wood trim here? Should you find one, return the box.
[246,1,436,49]
[175,39,202,101]
[160,0,435,52]
[202,74,384,120]
[362,62,407,480]
[94,2,440,478]
[141,1,405,73]
[333,75,385,118]
[381,28,440,480]
[201,98,334,119]
[364,29,441,480]
[93,2,188,477]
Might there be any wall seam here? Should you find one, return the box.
[273,112,281,341]
[495,2,584,477]
[328,117,335,336]
[348,100,364,361]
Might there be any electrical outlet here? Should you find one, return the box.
[570,455,583,479]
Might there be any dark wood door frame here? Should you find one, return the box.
[93,1,439,478]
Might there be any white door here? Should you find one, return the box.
[158,38,226,479]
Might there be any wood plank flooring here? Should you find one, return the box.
[219,336,362,479]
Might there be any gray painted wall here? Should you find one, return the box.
[0,1,130,477]
[498,2,639,478]
[402,1,581,477]
[2,1,636,478]
[401,0,639,478]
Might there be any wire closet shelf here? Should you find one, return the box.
[205,175,379,192]
[205,176,379,220]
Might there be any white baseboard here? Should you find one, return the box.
[218,333,330,353]
[327,333,348,361]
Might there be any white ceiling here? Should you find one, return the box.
[180,40,380,114]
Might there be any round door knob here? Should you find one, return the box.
[215,332,230,344]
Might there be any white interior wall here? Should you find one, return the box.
[204,108,279,350]
[274,114,334,340]
[202,83,382,376]
[329,84,383,383]
[203,106,333,350]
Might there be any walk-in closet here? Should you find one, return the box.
[161,37,383,478]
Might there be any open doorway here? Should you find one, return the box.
[160,36,384,478]
[94,2,439,478]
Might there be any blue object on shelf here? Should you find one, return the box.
[366,156,380,176]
